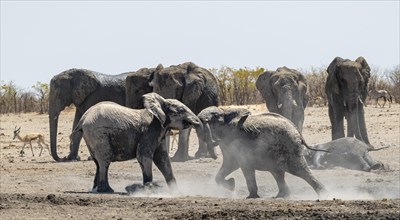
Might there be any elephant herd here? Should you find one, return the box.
[49,56,382,199]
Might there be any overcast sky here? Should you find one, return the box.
[1,1,399,90]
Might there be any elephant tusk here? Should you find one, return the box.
[359,97,364,105]
[278,104,283,109]
[293,100,298,107]
[53,116,58,120]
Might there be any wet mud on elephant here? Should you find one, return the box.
[49,68,130,162]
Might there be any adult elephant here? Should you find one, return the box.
[49,68,130,162]
[125,62,219,161]
[256,67,309,133]
[325,56,371,146]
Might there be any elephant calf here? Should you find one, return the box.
[71,93,214,193]
[304,137,387,172]
[198,107,328,199]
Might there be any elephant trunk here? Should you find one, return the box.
[347,96,365,143]
[197,122,218,159]
[49,101,63,162]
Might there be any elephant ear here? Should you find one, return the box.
[295,71,309,107]
[327,57,344,95]
[143,93,167,126]
[256,70,279,112]
[355,56,371,100]
[71,70,100,106]
[222,108,251,125]
[182,70,204,110]
[125,69,154,108]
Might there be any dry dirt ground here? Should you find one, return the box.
[1,104,399,219]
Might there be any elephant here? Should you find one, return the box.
[197,106,328,199]
[256,67,309,133]
[49,68,130,162]
[304,137,387,172]
[70,93,216,193]
[125,62,219,161]
[325,56,371,146]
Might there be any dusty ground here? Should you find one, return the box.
[1,104,399,219]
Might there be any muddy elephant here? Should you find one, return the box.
[197,107,328,199]
[256,67,309,133]
[49,68,130,162]
[71,93,216,193]
[325,57,371,146]
[304,137,387,172]
[125,62,219,161]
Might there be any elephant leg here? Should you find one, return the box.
[92,157,100,192]
[171,128,192,162]
[215,159,239,191]
[288,163,328,199]
[329,104,345,140]
[241,167,260,199]
[96,159,113,193]
[138,155,154,185]
[67,111,83,161]
[153,145,178,191]
[313,152,326,169]
[271,170,290,198]
[363,154,382,170]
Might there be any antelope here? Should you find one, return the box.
[166,129,180,153]
[13,126,50,157]
[368,89,393,108]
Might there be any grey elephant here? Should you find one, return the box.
[256,67,309,133]
[125,62,219,161]
[49,68,130,162]
[71,93,216,193]
[304,137,387,172]
[197,107,328,199]
[325,57,371,146]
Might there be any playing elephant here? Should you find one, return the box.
[256,67,309,133]
[304,137,387,172]
[197,107,328,199]
[71,93,216,193]
[49,68,129,162]
[325,56,371,146]
[125,62,219,161]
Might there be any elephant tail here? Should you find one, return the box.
[300,137,330,153]
[368,146,390,152]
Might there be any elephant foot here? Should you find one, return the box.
[61,155,81,162]
[370,162,383,170]
[125,182,162,194]
[221,178,235,191]
[194,150,208,158]
[95,182,114,193]
[171,154,194,162]
[273,192,290,199]
[246,193,260,199]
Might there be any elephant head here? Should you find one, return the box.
[150,62,218,113]
[197,106,251,154]
[49,69,99,161]
[325,56,371,145]
[256,67,308,132]
[125,68,155,109]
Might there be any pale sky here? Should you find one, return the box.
[1,1,399,90]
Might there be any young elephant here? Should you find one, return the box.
[304,137,387,172]
[198,107,328,199]
[72,93,213,193]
